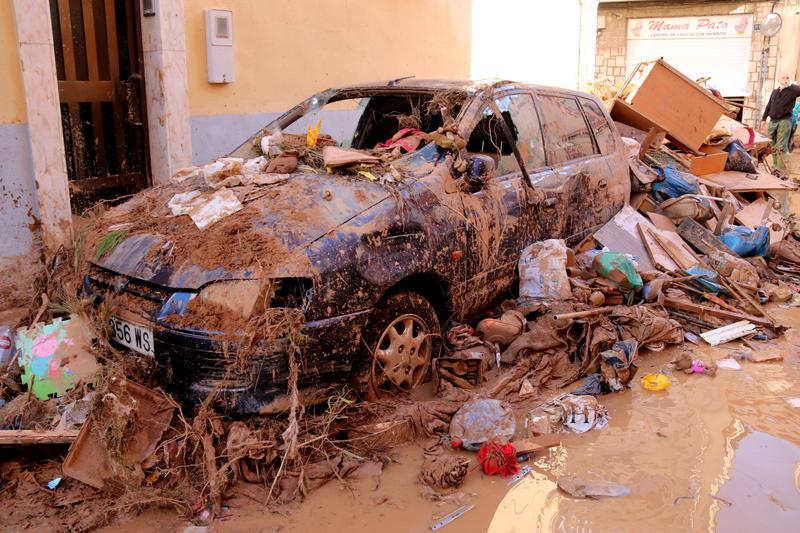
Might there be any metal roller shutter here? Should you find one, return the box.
[625,15,753,97]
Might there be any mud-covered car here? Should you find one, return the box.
[84,78,629,413]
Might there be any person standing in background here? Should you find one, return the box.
[760,74,800,172]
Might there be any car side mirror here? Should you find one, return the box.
[465,155,496,189]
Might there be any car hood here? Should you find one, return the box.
[91,173,391,289]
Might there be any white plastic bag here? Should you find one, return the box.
[518,239,572,299]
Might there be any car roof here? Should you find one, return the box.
[335,78,589,99]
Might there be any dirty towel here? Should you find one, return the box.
[376,128,426,153]
[203,157,244,188]
[265,153,298,174]
[419,442,470,489]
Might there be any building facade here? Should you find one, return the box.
[595,0,800,125]
[0,0,473,306]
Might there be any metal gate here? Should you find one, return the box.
[50,0,149,212]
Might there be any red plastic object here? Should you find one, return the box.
[477,441,520,477]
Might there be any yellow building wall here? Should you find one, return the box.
[184,0,473,116]
[0,0,27,124]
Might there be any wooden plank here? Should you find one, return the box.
[701,170,796,192]
[646,212,678,232]
[638,222,679,272]
[700,320,756,346]
[82,0,108,177]
[677,218,735,256]
[69,172,143,192]
[593,205,655,271]
[104,0,126,177]
[57,0,87,182]
[645,227,698,271]
[58,80,116,102]
[663,297,773,327]
[735,198,786,245]
[0,430,79,445]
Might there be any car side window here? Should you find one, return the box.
[466,93,545,176]
[579,97,616,155]
[538,94,597,165]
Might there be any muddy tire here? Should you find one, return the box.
[353,291,441,400]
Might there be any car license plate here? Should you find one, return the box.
[109,316,154,357]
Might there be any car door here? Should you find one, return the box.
[577,95,629,217]
[458,91,549,312]
[534,91,615,244]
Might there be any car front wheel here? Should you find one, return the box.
[357,291,441,399]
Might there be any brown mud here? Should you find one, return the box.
[101,303,800,532]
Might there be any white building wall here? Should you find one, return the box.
[471,0,583,89]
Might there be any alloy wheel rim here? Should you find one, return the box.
[371,313,432,395]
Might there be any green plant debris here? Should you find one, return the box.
[94,229,129,261]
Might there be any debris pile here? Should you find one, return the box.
[0,60,798,531]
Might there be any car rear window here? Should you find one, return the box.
[579,97,616,155]
[538,94,597,165]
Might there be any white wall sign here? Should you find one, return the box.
[628,15,753,40]
[626,15,753,96]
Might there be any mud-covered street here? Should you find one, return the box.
[3,4,800,531]
[97,302,799,533]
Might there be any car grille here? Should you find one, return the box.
[86,266,171,316]
[157,330,253,389]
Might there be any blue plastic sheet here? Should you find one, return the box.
[651,164,699,202]
[719,225,770,257]
[684,265,724,294]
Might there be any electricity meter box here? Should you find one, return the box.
[205,9,234,83]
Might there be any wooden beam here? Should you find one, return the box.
[0,430,79,445]
[58,81,116,103]
[662,297,773,327]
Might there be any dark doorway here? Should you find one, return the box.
[50,0,149,212]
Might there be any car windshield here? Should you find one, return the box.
[229,89,466,162]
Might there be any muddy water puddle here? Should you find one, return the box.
[105,307,800,532]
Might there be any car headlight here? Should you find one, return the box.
[197,280,267,320]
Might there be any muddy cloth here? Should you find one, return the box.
[352,393,469,449]
[501,315,583,364]
[719,225,770,258]
[600,340,639,392]
[651,163,699,202]
[419,442,470,489]
[492,350,580,400]
[581,317,619,375]
[610,305,684,351]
